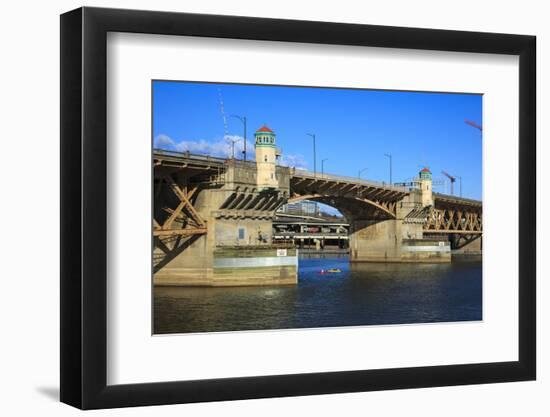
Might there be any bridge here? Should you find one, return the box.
[153,133,482,287]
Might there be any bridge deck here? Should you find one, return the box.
[154,149,226,170]
[291,169,410,193]
[433,192,482,208]
[153,149,482,210]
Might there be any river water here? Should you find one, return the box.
[154,257,482,334]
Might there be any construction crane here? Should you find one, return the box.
[442,171,457,196]
[465,119,482,132]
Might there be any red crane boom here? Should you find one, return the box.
[465,119,482,132]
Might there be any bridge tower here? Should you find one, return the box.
[255,125,279,190]
[419,167,433,207]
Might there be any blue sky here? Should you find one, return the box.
[153,81,482,200]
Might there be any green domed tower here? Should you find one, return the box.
[254,125,278,190]
[419,167,433,207]
[419,167,432,181]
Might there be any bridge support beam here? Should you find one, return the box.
[451,233,482,255]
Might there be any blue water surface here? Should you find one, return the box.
[154,258,482,334]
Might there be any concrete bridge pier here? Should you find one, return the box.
[153,182,221,286]
[154,184,298,286]
[350,219,402,262]
[348,190,452,263]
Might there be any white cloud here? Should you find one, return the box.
[154,134,307,169]
[153,134,177,149]
[220,135,256,160]
[279,154,308,170]
[174,138,230,156]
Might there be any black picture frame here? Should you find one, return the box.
[60,6,536,410]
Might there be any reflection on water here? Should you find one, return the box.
[153,258,482,334]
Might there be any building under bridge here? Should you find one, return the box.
[272,212,350,252]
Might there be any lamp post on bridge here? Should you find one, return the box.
[321,158,329,177]
[226,136,241,159]
[358,167,368,180]
[306,133,317,177]
[231,115,247,161]
[384,153,393,185]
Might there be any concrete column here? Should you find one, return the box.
[349,219,402,262]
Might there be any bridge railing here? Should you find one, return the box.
[153,148,228,165]
[153,149,264,172]
[433,192,482,206]
[154,148,415,194]
[291,168,410,192]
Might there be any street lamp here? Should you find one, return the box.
[226,136,241,159]
[384,153,393,185]
[306,133,317,177]
[231,115,247,161]
[358,167,368,179]
[321,158,329,176]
